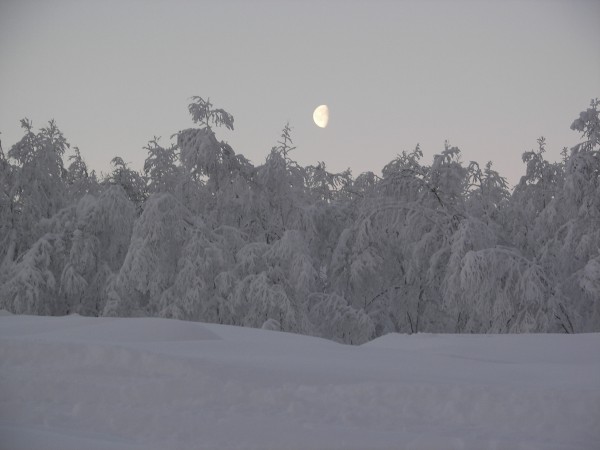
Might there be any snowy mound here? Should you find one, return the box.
[0,314,221,343]
[1,315,599,450]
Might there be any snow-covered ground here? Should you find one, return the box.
[0,313,598,450]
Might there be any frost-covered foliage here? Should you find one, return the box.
[3,120,69,258]
[1,96,599,342]
[103,193,189,317]
[1,235,59,315]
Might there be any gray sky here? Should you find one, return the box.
[1,0,599,187]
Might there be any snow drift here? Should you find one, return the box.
[1,313,599,449]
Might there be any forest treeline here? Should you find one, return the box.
[0,97,598,343]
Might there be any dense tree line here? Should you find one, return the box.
[1,97,598,343]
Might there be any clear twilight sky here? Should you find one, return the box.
[1,0,598,187]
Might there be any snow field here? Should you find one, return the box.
[1,313,599,449]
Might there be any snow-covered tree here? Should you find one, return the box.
[225,230,317,334]
[159,224,246,322]
[143,137,180,195]
[5,120,69,258]
[107,157,147,208]
[0,138,17,273]
[66,147,99,200]
[0,235,59,315]
[534,99,600,332]
[253,127,308,243]
[103,193,189,317]
[454,247,559,333]
[307,293,374,344]
[59,186,136,315]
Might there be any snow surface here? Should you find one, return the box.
[1,314,599,450]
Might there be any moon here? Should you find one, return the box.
[313,105,329,128]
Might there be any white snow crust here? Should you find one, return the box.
[1,314,598,449]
